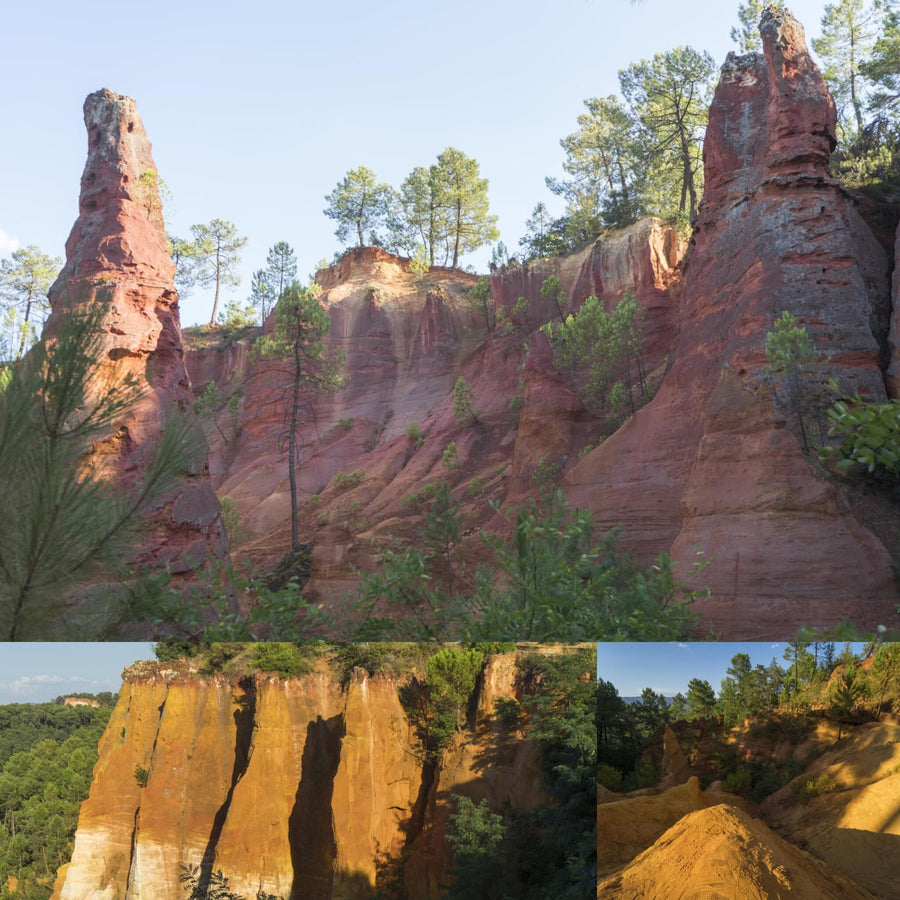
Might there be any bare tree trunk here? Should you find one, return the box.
[288,344,302,551]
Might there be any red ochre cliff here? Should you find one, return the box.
[42,89,226,586]
[185,5,899,638]
[51,652,549,900]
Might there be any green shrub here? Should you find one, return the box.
[723,767,753,795]
[406,421,424,448]
[532,457,563,485]
[134,765,149,788]
[825,398,900,483]
[798,772,844,802]
[442,441,459,470]
[493,696,522,730]
[597,763,623,791]
[338,417,355,430]
[403,482,441,506]
[199,643,246,675]
[332,470,364,491]
[253,643,314,677]
[465,475,485,498]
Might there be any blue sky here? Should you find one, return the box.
[3,0,832,326]
[597,642,869,697]
[0,644,154,704]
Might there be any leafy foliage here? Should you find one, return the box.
[0,702,111,899]
[452,376,479,426]
[188,219,248,325]
[765,311,829,453]
[353,489,703,641]
[323,166,395,249]
[0,246,61,361]
[549,292,647,427]
[0,302,203,640]
[824,397,900,484]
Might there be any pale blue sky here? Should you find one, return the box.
[3,0,831,326]
[0,643,154,703]
[597,642,869,697]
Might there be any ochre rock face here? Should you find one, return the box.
[54,654,546,900]
[43,88,226,586]
[566,9,897,635]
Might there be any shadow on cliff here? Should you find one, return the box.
[198,677,256,894]
[288,713,346,900]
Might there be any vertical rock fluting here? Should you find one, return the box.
[43,88,226,586]
[54,656,545,900]
[565,9,897,635]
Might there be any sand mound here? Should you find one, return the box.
[597,804,874,899]
[597,777,749,875]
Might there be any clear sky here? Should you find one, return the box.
[597,642,869,697]
[0,643,154,704]
[2,0,832,326]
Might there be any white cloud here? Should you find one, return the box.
[0,229,20,255]
[0,674,105,697]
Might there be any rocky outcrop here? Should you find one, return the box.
[185,229,684,599]
[597,804,876,899]
[42,89,226,589]
[53,652,549,900]
[566,8,897,635]
[761,720,900,898]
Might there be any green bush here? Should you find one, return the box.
[332,470,364,491]
[406,421,424,448]
[253,642,314,677]
[403,482,441,506]
[338,417,355,430]
[442,441,459,470]
[597,763,624,791]
[798,772,844,802]
[723,767,752,795]
[825,398,900,483]
[134,765,149,788]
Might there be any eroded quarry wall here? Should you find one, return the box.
[52,654,546,900]
[180,7,900,636]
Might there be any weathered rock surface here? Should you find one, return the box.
[761,720,900,898]
[597,804,876,899]
[566,8,897,635]
[53,651,550,900]
[185,230,683,608]
[178,10,900,636]
[42,88,226,593]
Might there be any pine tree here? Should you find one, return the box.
[254,282,342,551]
[189,219,248,325]
[0,302,201,640]
[0,245,61,359]
[323,166,395,249]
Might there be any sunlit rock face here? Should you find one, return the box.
[566,8,896,636]
[52,654,547,900]
[43,88,226,591]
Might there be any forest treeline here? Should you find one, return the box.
[0,698,114,900]
[598,642,900,800]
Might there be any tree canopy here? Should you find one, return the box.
[0,246,61,361]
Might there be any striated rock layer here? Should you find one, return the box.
[43,89,226,595]
[53,652,549,900]
[566,8,897,635]
[185,228,683,604]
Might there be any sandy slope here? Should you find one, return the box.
[597,804,875,899]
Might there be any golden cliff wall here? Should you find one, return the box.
[53,653,548,900]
